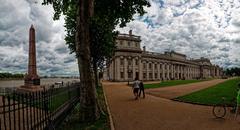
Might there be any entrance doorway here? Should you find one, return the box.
[135,72,139,79]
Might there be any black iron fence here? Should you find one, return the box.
[0,82,81,130]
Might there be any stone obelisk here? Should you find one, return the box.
[19,25,41,91]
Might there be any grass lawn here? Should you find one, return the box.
[59,85,110,130]
[144,79,209,89]
[175,78,240,106]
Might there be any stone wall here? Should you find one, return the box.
[104,31,223,81]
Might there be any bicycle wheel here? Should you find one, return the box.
[212,105,226,118]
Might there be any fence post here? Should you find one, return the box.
[2,96,6,130]
[68,83,70,100]
[17,93,20,130]
[7,95,12,130]
[13,91,16,130]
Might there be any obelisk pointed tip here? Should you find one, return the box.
[30,24,34,29]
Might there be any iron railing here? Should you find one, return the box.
[0,82,80,130]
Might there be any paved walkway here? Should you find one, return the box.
[103,80,240,130]
[145,79,229,99]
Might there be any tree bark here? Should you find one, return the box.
[93,61,99,87]
[75,0,99,121]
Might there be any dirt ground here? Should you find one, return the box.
[102,80,240,130]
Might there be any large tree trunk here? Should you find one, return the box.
[75,0,99,121]
[93,61,99,87]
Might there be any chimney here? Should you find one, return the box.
[143,46,146,51]
[129,30,132,36]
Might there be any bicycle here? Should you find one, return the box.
[212,97,236,118]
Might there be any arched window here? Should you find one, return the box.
[120,59,124,65]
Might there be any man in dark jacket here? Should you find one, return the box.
[138,81,145,98]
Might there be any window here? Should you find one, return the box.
[149,73,152,79]
[160,64,162,69]
[155,73,157,79]
[128,72,132,78]
[120,41,123,45]
[120,59,124,65]
[128,42,130,46]
[128,59,132,65]
[143,73,146,79]
[143,63,146,69]
[155,64,157,69]
[121,72,124,78]
[149,63,152,69]
[135,42,138,47]
[135,59,138,65]
[160,73,162,78]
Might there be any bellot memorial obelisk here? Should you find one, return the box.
[19,25,42,91]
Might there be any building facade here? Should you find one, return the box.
[104,30,223,81]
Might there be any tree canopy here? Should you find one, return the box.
[43,0,150,69]
[0,73,24,79]
[42,0,150,121]
[224,67,240,76]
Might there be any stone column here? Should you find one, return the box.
[133,58,136,80]
[159,63,162,80]
[181,65,183,79]
[139,58,142,80]
[109,61,113,80]
[162,63,165,80]
[146,62,149,80]
[177,64,179,79]
[189,67,192,79]
[124,57,128,81]
[188,66,190,79]
[167,64,169,80]
[158,63,160,80]
[152,62,155,80]
[114,58,117,81]
[116,57,120,81]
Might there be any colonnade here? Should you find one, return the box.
[107,56,221,81]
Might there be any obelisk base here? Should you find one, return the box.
[17,85,44,93]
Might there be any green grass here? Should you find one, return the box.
[175,78,240,106]
[28,88,79,112]
[144,79,209,89]
[59,85,110,130]
[60,110,109,130]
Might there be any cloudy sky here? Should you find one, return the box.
[0,0,240,76]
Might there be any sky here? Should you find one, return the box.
[0,0,240,76]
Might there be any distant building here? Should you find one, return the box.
[104,30,223,81]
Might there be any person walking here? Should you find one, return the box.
[235,84,240,120]
[139,81,145,98]
[132,77,140,100]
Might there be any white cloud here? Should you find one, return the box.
[0,0,240,76]
[0,0,78,76]
[118,0,240,68]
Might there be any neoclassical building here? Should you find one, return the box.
[104,30,223,81]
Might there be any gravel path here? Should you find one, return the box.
[103,81,240,130]
[145,79,229,99]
